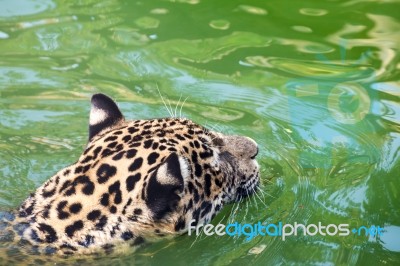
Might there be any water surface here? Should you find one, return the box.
[0,0,399,265]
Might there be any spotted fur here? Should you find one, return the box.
[1,93,260,256]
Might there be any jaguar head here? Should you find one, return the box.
[15,93,261,253]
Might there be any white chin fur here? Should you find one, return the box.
[90,108,107,125]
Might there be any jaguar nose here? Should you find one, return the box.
[243,136,258,159]
[250,146,259,159]
[222,135,259,160]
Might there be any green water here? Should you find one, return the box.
[0,0,399,265]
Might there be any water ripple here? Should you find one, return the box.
[0,0,55,18]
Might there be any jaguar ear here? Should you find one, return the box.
[146,153,189,220]
[89,93,124,141]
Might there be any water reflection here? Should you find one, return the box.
[380,226,400,252]
[237,5,268,15]
[0,31,9,39]
[299,8,328,16]
[0,0,55,18]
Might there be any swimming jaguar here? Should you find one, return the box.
[0,93,260,258]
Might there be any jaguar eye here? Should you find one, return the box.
[211,137,224,147]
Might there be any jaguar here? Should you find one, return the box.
[0,93,260,259]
